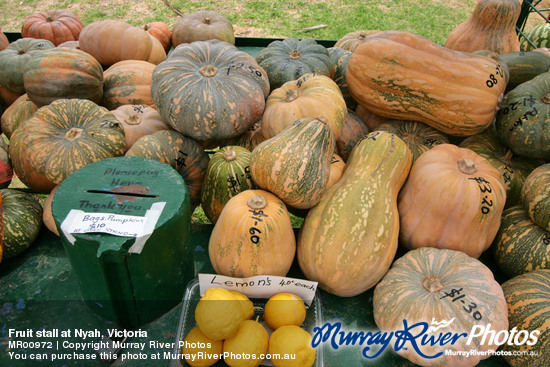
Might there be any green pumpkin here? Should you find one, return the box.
[327,47,356,109]
[126,130,210,208]
[522,163,550,231]
[495,71,550,160]
[460,129,543,207]
[151,39,269,142]
[201,146,255,224]
[0,38,55,93]
[498,50,550,91]
[255,38,332,91]
[1,188,43,260]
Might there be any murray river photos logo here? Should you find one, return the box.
[311,318,540,360]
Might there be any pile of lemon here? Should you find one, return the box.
[182,288,316,367]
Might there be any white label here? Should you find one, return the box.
[198,273,318,306]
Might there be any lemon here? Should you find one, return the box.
[223,319,269,367]
[195,288,246,340]
[268,325,316,367]
[182,326,223,367]
[263,292,306,330]
[230,290,255,320]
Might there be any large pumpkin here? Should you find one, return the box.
[347,30,507,136]
[9,99,126,193]
[298,131,412,297]
[0,94,38,139]
[398,144,506,259]
[21,9,84,46]
[374,247,509,367]
[521,163,550,231]
[151,40,269,142]
[209,190,295,278]
[102,60,156,110]
[172,10,235,47]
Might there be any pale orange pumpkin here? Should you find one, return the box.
[42,184,60,236]
[398,144,506,258]
[326,154,346,190]
[102,60,156,110]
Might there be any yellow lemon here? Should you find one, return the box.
[268,325,316,367]
[230,290,255,320]
[182,326,223,367]
[223,319,269,367]
[195,287,246,340]
[263,292,306,330]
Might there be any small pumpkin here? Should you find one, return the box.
[21,9,84,46]
[333,30,382,52]
[521,163,550,231]
[172,10,235,47]
[0,26,9,51]
[336,108,369,162]
[209,190,296,278]
[0,94,38,139]
[142,22,171,53]
[102,60,156,110]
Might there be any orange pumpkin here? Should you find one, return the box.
[398,144,506,258]
[102,60,156,110]
[337,108,369,162]
[0,26,9,51]
[172,10,235,47]
[326,154,346,190]
[142,22,171,53]
[21,9,84,46]
[0,94,38,139]
[0,86,23,107]
[354,104,387,131]
[42,184,60,236]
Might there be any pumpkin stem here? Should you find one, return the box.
[422,276,444,293]
[316,116,329,126]
[247,195,267,210]
[457,158,477,175]
[64,127,83,141]
[204,17,211,25]
[223,149,237,161]
[289,49,302,60]
[501,149,514,163]
[46,16,54,22]
[125,115,141,125]
[357,31,367,40]
[541,93,550,104]
[18,49,27,55]
[400,132,421,144]
[285,89,299,102]
[199,65,218,77]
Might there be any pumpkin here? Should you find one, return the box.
[142,22,171,53]
[21,9,84,46]
[333,30,382,52]
[57,40,79,49]
[9,99,126,193]
[375,120,449,163]
[201,146,254,224]
[151,40,269,142]
[495,71,550,160]
[521,163,550,231]
[298,131,412,297]
[0,94,38,139]
[521,22,550,51]
[501,269,550,366]
[374,247,509,367]
[42,184,60,236]
[398,144,506,259]
[498,50,550,91]
[444,0,521,54]
[354,104,387,131]
[255,38,333,91]
[460,129,543,207]
[102,60,156,110]
[0,26,9,51]
[0,138,13,189]
[0,38,55,93]
[493,205,550,278]
[125,130,210,208]
[219,121,266,152]
[79,20,166,66]
[209,190,295,278]
[347,30,507,136]
[327,47,356,109]
[172,10,235,47]
[250,117,335,210]
[336,108,369,162]
[326,154,345,190]
[110,104,172,151]
[0,86,22,107]
[23,47,104,107]
[260,73,346,140]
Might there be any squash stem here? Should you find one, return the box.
[64,127,83,141]
[541,93,550,104]
[199,65,218,77]
[422,276,443,293]
[289,49,301,60]
[457,158,477,175]
[248,195,267,210]
[223,149,237,161]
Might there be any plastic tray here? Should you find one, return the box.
[169,279,324,367]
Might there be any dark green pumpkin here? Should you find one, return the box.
[327,47,356,109]
[0,38,55,93]
[151,39,269,142]
[498,50,550,91]
[255,38,332,91]
[460,129,543,207]
[125,130,210,208]
[495,71,550,160]
[1,188,43,260]
[493,205,550,278]
[201,146,254,224]
[522,163,550,231]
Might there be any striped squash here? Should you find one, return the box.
[347,30,507,136]
[501,269,550,366]
[374,247,509,367]
[250,117,335,210]
[201,146,255,224]
[0,94,37,139]
[521,23,550,51]
[151,39,269,142]
[521,163,550,231]
[125,130,209,208]
[327,47,356,109]
[298,131,412,297]
[493,205,550,278]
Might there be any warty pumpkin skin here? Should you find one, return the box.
[347,30,507,136]
[151,40,269,142]
[298,131,412,297]
[260,73,346,140]
[209,190,295,278]
[374,247,509,367]
[102,60,156,110]
[9,99,126,194]
[444,0,521,54]
[23,47,104,107]
[521,163,550,231]
[250,117,335,210]
[21,10,84,46]
[1,94,38,139]
[398,144,506,259]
